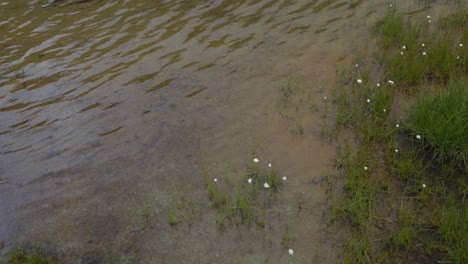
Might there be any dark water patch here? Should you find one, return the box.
[314,28,327,34]
[98,126,122,137]
[329,2,347,10]
[124,70,162,86]
[78,103,100,113]
[146,78,175,93]
[2,145,32,154]
[228,33,255,50]
[288,0,319,15]
[287,25,310,34]
[313,0,339,13]
[10,119,30,129]
[194,62,216,72]
[0,102,36,112]
[102,102,120,110]
[185,87,207,98]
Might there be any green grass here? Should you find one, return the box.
[373,12,467,91]
[7,245,54,264]
[440,199,468,263]
[407,78,468,170]
[166,193,199,226]
[277,75,317,135]
[203,159,284,227]
[327,7,468,264]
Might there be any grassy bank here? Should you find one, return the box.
[327,7,467,263]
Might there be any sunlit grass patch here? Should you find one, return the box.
[407,77,468,170]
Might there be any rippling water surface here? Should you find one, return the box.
[0,0,445,262]
[1,0,348,174]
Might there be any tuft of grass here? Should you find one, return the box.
[281,224,290,248]
[407,77,468,170]
[203,159,284,228]
[293,121,304,135]
[7,245,54,264]
[439,199,468,263]
[168,206,180,226]
[139,204,152,230]
[166,193,200,226]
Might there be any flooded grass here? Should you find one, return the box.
[327,7,468,263]
[203,159,284,227]
[7,245,54,264]
[166,193,201,226]
[278,76,319,136]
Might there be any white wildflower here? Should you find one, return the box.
[383,109,387,112]
[364,166,368,171]
[264,182,270,189]
[214,178,218,182]
[357,79,363,84]
[400,51,404,55]
[282,176,287,181]
[422,51,427,56]
[422,43,425,47]
[422,183,426,188]
[253,158,259,163]
[268,163,272,168]
[248,178,252,184]
[289,249,294,255]
[366,99,371,103]
[377,83,380,87]
[416,135,421,139]
[460,43,464,47]
[402,45,406,50]
[396,124,400,128]
[388,80,394,85]
[395,149,399,153]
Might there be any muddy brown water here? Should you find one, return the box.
[0,0,458,263]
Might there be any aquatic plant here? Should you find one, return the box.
[7,245,54,264]
[202,157,284,227]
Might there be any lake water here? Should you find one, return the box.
[0,0,454,262]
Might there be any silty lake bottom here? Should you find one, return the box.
[0,0,462,263]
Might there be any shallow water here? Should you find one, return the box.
[0,0,456,262]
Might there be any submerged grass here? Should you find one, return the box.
[203,159,284,227]
[327,7,468,264]
[7,245,54,264]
